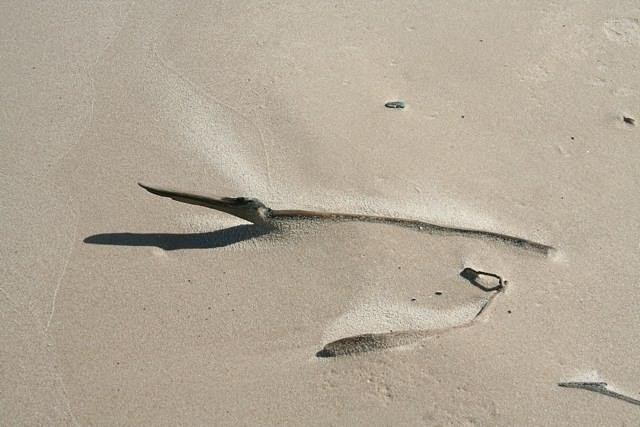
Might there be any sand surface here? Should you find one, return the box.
[2,1,640,425]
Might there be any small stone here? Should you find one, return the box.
[623,116,635,126]
[385,101,405,109]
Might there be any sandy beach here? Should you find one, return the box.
[2,1,639,425]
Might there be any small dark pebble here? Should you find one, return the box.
[507,310,512,314]
[385,101,405,109]
[623,116,635,126]
[411,298,417,302]
[570,136,575,140]
[435,291,443,296]
[461,115,465,118]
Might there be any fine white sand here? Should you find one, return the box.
[2,1,639,425]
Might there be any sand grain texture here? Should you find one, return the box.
[2,1,640,425]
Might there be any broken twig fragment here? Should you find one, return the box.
[558,382,640,407]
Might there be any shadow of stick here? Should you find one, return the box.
[83,224,270,250]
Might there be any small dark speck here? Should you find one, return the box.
[208,306,212,310]
[507,310,512,314]
[479,39,484,42]
[623,116,635,126]
[385,101,405,109]
[187,279,191,283]
[32,66,36,70]
[142,307,146,311]
[461,115,465,119]
[411,298,417,302]
[435,291,443,296]
[115,361,120,366]
[570,136,575,140]
[397,266,402,270]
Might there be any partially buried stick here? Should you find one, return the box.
[317,269,506,357]
[138,183,554,256]
[558,382,640,407]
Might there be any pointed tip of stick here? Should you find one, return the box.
[138,182,164,196]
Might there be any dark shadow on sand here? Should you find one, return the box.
[83,225,270,250]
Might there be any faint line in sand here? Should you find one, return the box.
[46,207,78,332]
[1,285,80,425]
